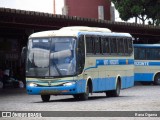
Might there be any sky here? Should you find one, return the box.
[0,0,135,23]
[0,0,54,13]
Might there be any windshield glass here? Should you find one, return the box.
[26,37,76,77]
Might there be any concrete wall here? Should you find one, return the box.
[66,0,111,20]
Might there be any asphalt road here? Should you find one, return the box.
[0,84,160,119]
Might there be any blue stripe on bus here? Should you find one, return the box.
[85,59,134,71]
[134,73,154,82]
[92,76,134,92]
[26,76,134,95]
[134,61,160,66]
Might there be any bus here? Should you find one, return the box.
[26,26,134,102]
[134,44,160,85]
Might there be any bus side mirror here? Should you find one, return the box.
[21,47,27,63]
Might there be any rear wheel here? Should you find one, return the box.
[153,74,160,85]
[41,95,50,102]
[106,80,120,97]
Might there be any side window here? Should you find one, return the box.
[86,36,102,55]
[110,38,117,54]
[139,48,146,60]
[124,38,129,54]
[146,48,160,60]
[128,38,133,54]
[77,35,85,74]
[102,37,110,54]
[95,37,102,54]
[86,36,94,54]
[134,47,139,59]
[135,48,146,60]
[117,38,124,55]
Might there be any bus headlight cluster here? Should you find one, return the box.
[29,83,37,87]
[63,82,75,86]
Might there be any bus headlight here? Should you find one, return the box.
[29,83,37,87]
[63,82,75,86]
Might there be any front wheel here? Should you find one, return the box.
[41,95,50,102]
[153,74,160,85]
[80,85,89,101]
[73,94,81,100]
[106,80,120,97]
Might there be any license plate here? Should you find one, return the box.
[40,90,62,95]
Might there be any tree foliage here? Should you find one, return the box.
[111,0,160,25]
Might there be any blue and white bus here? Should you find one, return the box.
[134,44,160,85]
[26,26,134,102]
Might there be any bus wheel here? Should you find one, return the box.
[106,80,120,97]
[73,94,81,100]
[41,95,50,102]
[153,74,160,85]
[80,85,89,100]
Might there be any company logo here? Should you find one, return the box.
[48,81,51,86]
[2,112,11,117]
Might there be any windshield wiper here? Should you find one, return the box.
[49,52,62,76]
[52,60,62,76]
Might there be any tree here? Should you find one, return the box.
[146,0,160,25]
[111,0,160,25]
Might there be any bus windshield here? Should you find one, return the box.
[26,37,77,78]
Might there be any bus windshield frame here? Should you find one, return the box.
[26,37,77,78]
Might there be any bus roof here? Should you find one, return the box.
[134,44,160,48]
[60,26,111,32]
[29,26,132,38]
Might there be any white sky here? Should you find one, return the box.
[0,0,54,13]
[0,0,136,23]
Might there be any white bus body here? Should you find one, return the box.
[26,26,134,101]
[134,44,160,85]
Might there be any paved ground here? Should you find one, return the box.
[0,84,160,119]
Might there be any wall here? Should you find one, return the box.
[66,0,111,20]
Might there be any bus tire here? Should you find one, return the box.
[41,95,50,102]
[106,80,120,97]
[73,94,81,100]
[153,74,160,85]
[80,85,89,101]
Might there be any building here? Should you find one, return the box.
[53,0,113,21]
[0,7,159,87]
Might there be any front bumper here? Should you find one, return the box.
[26,84,77,95]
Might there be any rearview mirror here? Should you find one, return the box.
[21,46,27,63]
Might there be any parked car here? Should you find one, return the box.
[3,77,20,88]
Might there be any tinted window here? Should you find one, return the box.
[146,48,160,60]
[110,38,117,54]
[117,38,124,55]
[102,37,110,54]
[124,38,129,54]
[86,37,94,54]
[77,35,85,74]
[134,47,146,60]
[128,38,133,54]
[95,37,102,54]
